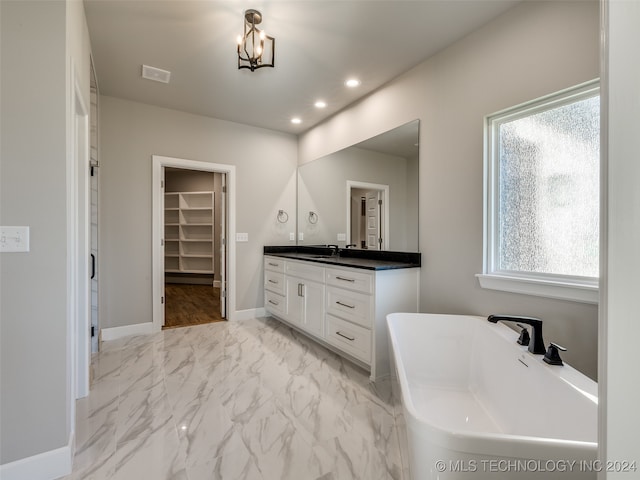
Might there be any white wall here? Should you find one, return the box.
[0,0,92,470]
[299,1,600,378]
[99,96,297,328]
[600,0,640,474]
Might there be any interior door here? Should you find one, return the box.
[366,191,382,250]
[89,71,99,353]
[160,167,166,327]
[220,173,227,318]
[90,166,99,352]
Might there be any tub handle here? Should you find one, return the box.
[516,323,531,346]
[543,342,567,366]
[336,331,355,341]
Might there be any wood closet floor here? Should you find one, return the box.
[163,284,224,329]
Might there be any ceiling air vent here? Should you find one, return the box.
[141,65,171,83]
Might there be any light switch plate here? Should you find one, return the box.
[337,233,346,241]
[236,232,249,242]
[289,232,295,241]
[0,226,30,252]
[298,232,304,241]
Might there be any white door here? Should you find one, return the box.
[220,173,227,318]
[366,191,382,250]
[90,166,99,352]
[160,167,166,327]
[301,280,324,337]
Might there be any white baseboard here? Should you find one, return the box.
[0,432,73,480]
[234,307,266,321]
[101,310,265,338]
[100,322,154,341]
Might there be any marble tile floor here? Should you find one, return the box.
[64,316,406,480]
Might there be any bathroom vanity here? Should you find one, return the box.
[264,246,420,380]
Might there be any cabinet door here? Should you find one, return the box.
[300,280,324,337]
[285,276,304,326]
[285,276,324,337]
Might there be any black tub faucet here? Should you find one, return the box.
[487,315,546,355]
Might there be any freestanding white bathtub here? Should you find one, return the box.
[387,313,597,480]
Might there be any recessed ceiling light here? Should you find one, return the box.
[291,117,302,124]
[345,78,361,88]
[314,100,327,109]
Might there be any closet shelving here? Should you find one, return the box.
[164,191,214,274]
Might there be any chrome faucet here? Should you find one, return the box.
[487,315,546,354]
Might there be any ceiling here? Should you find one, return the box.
[85,0,520,136]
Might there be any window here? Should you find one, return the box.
[478,80,600,303]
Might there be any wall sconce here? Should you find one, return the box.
[277,209,289,223]
[308,211,318,224]
[237,9,275,72]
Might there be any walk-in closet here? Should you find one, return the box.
[163,167,225,327]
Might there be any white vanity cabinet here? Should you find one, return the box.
[264,254,419,380]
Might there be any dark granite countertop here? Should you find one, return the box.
[264,246,420,271]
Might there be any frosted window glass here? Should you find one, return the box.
[497,96,599,278]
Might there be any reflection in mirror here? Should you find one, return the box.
[297,120,419,251]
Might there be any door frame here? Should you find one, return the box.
[346,180,389,249]
[152,155,236,330]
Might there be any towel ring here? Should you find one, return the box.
[277,209,289,223]
[308,211,318,224]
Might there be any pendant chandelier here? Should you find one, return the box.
[237,9,275,72]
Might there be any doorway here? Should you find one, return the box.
[152,155,237,331]
[346,181,389,250]
[163,167,226,328]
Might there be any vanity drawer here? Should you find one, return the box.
[264,256,285,273]
[325,267,373,294]
[264,290,286,317]
[326,286,373,328]
[326,314,371,364]
[285,260,325,283]
[264,271,285,295]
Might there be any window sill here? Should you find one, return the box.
[475,273,598,304]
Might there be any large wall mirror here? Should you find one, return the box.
[297,120,420,251]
